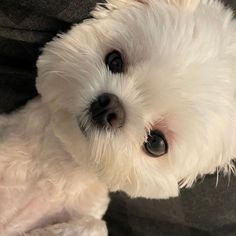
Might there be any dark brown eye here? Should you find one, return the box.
[144,130,168,157]
[105,50,123,73]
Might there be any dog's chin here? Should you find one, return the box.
[79,125,119,140]
[78,122,108,139]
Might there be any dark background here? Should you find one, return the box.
[0,1,236,235]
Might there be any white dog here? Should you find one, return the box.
[1,0,236,235]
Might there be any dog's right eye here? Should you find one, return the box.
[105,50,124,73]
[144,130,168,157]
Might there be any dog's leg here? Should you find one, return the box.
[25,173,109,236]
[24,216,107,236]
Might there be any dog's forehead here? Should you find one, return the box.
[95,1,195,38]
[91,0,228,65]
[92,3,193,57]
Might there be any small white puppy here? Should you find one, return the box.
[1,0,236,235]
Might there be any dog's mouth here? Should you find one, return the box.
[77,113,122,137]
[78,111,170,159]
[79,121,87,136]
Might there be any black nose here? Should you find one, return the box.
[90,93,126,129]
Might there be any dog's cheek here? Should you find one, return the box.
[36,76,72,111]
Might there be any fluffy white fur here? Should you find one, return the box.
[1,0,236,235]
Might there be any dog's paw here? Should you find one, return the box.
[25,217,107,236]
[73,216,108,236]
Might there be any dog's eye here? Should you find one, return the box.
[105,50,123,73]
[144,130,168,157]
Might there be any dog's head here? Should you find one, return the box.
[36,0,236,199]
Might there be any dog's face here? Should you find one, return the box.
[37,0,236,199]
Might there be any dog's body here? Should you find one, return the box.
[1,0,236,235]
[0,99,109,235]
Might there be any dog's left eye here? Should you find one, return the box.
[105,50,124,73]
[144,130,168,157]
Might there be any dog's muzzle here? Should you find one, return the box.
[89,93,126,130]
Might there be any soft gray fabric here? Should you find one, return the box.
[0,0,100,112]
[0,1,236,235]
[105,174,236,236]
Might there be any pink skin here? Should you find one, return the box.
[152,120,175,145]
